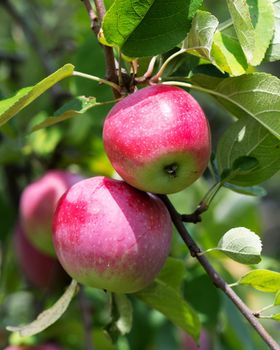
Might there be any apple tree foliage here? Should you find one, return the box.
[0,0,280,349]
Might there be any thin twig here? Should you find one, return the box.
[159,194,280,350]
[79,286,94,350]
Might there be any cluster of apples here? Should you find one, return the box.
[17,84,211,295]
[53,85,211,293]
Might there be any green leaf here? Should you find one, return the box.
[222,183,267,197]
[273,290,280,305]
[227,0,274,65]
[248,0,274,65]
[184,10,219,61]
[226,0,255,64]
[217,118,280,186]
[191,72,280,139]
[102,0,203,57]
[32,96,97,131]
[211,31,248,76]
[271,313,280,321]
[265,0,280,61]
[157,257,185,291]
[0,64,74,127]
[135,280,200,340]
[101,0,154,47]
[238,269,280,292]
[6,279,78,337]
[217,227,262,264]
[114,294,133,335]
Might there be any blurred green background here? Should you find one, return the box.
[0,1,279,349]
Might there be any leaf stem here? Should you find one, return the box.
[152,49,187,82]
[73,71,121,93]
[159,194,280,350]
[218,19,233,32]
[255,304,275,316]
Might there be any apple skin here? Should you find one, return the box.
[53,176,172,293]
[103,84,211,194]
[14,225,69,290]
[20,170,83,256]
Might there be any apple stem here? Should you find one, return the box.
[159,194,280,350]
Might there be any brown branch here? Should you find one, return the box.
[82,0,120,98]
[159,194,280,350]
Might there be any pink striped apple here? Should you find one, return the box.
[53,176,172,293]
[20,170,83,256]
[103,84,211,194]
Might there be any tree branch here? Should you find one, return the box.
[82,0,120,98]
[159,194,280,350]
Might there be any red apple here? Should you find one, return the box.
[103,84,211,194]
[53,176,172,293]
[20,170,83,256]
[14,225,69,290]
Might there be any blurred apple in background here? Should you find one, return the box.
[20,170,83,256]
[14,225,69,290]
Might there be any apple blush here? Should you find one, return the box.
[103,84,211,194]
[52,176,172,293]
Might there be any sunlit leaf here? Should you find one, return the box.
[238,270,280,292]
[211,31,248,76]
[32,96,97,131]
[226,0,255,63]
[217,227,262,264]
[0,64,74,127]
[184,10,219,61]
[7,279,78,336]
[217,118,280,186]
[191,72,280,139]
[226,0,274,65]
[265,0,280,61]
[271,313,280,321]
